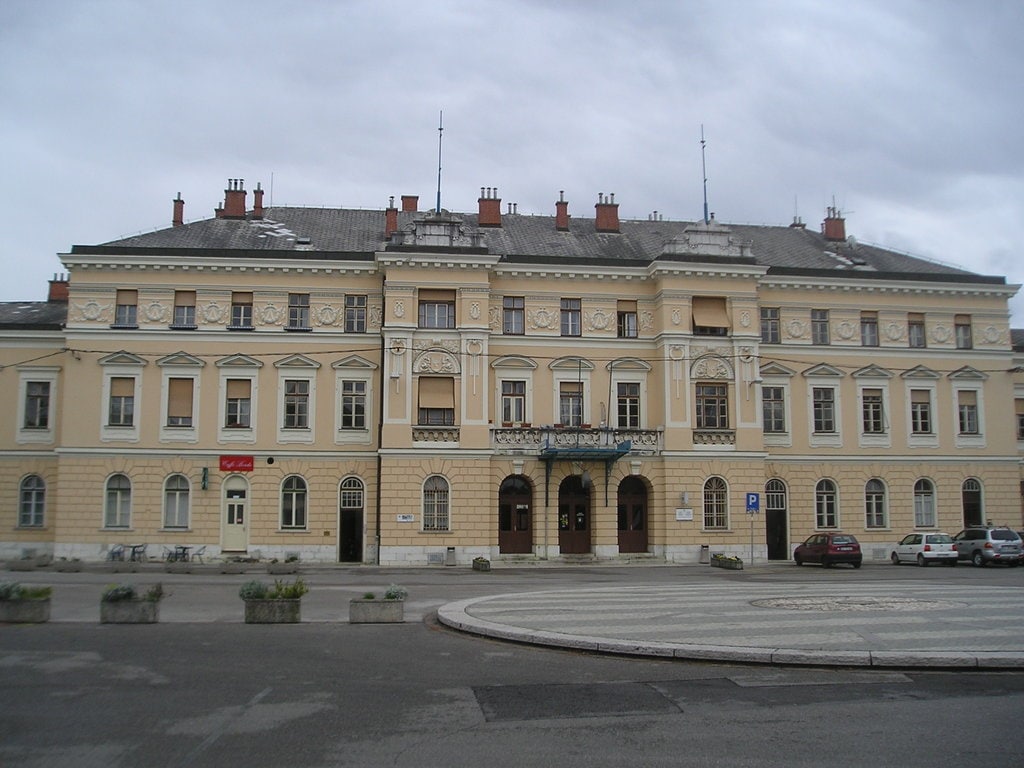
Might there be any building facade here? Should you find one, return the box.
[2,181,1022,565]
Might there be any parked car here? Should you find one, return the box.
[890,532,958,566]
[794,533,862,568]
[952,527,1023,567]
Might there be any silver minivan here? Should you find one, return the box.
[952,527,1023,567]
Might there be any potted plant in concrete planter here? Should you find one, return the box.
[240,578,308,623]
[100,583,164,623]
[472,556,491,572]
[266,554,300,575]
[0,581,52,623]
[349,584,407,624]
[710,553,743,570]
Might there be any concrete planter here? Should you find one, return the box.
[244,598,302,624]
[164,562,193,574]
[349,598,404,624]
[53,560,83,572]
[220,563,249,574]
[6,560,38,572]
[710,555,743,570]
[0,599,51,623]
[472,558,491,572]
[100,600,159,624]
[266,562,300,575]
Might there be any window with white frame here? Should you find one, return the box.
[171,290,197,329]
[864,479,886,529]
[558,381,583,426]
[225,379,252,428]
[503,296,525,335]
[616,382,640,428]
[418,290,456,329]
[617,300,638,338]
[812,387,836,433]
[695,383,728,429]
[423,475,450,531]
[17,369,58,445]
[166,378,195,427]
[760,307,780,344]
[24,381,50,429]
[281,475,308,529]
[229,292,254,330]
[954,314,972,349]
[501,380,526,423]
[344,295,367,333]
[287,293,311,330]
[560,298,581,337]
[861,388,885,433]
[19,475,45,527]
[815,479,838,528]
[109,377,135,427]
[332,357,375,444]
[811,309,830,345]
[703,477,728,529]
[910,389,933,434]
[104,473,131,528]
[762,386,786,433]
[163,474,190,529]
[914,479,936,527]
[860,312,879,347]
[340,379,367,429]
[957,390,979,435]
[908,313,926,348]
[1016,399,1024,440]
[113,289,138,328]
[284,380,310,428]
[100,353,145,442]
[340,476,364,511]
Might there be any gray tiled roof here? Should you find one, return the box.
[0,301,67,330]
[88,207,994,283]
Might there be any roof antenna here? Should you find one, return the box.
[700,125,710,224]
[435,110,444,214]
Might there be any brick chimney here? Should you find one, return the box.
[401,194,419,212]
[48,273,69,302]
[222,178,247,219]
[252,182,264,220]
[478,187,501,227]
[822,206,846,241]
[595,192,619,233]
[385,196,398,237]
[172,193,185,227]
[555,190,570,231]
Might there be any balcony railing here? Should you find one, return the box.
[491,425,662,455]
[412,426,460,443]
[693,429,735,447]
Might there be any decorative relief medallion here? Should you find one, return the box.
[316,306,338,326]
[739,311,751,328]
[202,302,225,324]
[488,306,501,330]
[932,324,951,343]
[393,300,405,319]
[836,321,856,340]
[982,325,1001,344]
[691,354,733,380]
[668,345,686,361]
[586,308,611,331]
[470,302,481,320]
[786,319,807,339]
[260,304,283,325]
[76,301,108,322]
[640,311,654,331]
[885,321,904,342]
[738,347,754,363]
[465,339,483,356]
[145,302,167,323]
[529,307,556,330]
[671,308,682,326]
[369,305,383,328]
[414,350,460,374]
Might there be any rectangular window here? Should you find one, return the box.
[287,293,310,330]
[503,296,525,335]
[559,381,583,426]
[860,312,879,347]
[114,289,138,328]
[864,484,886,528]
[284,380,309,428]
[812,387,835,433]
[861,388,884,433]
[344,295,367,333]
[617,300,638,338]
[418,290,456,329]
[417,377,455,426]
[172,291,197,329]
[167,378,194,426]
[955,314,973,349]
[1016,399,1024,440]
[908,313,926,348]
[696,383,728,429]
[692,296,730,336]
[225,379,252,428]
[760,307,780,344]
[957,390,978,435]
[816,488,838,528]
[560,298,581,337]
[617,382,640,428]
[762,386,786,433]
[910,389,932,434]
[24,381,50,429]
[108,377,135,426]
[811,309,830,345]
[230,292,254,330]
[501,380,526,423]
[340,380,366,429]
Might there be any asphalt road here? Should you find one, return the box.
[2,563,1023,767]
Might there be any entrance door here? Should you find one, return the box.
[558,475,591,554]
[617,476,648,553]
[338,477,364,563]
[962,479,983,527]
[498,476,533,554]
[223,477,248,552]
[765,479,788,560]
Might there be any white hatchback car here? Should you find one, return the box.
[891,532,958,566]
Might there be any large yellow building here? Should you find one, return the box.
[2,181,1022,565]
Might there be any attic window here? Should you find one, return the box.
[296,237,311,245]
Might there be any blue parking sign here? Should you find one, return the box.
[746,493,760,513]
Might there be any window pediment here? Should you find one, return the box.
[99,351,146,367]
[852,364,893,379]
[802,363,844,378]
[274,354,321,370]
[156,352,205,368]
[607,357,652,372]
[492,355,538,370]
[759,362,795,378]
[901,365,940,380]
[332,354,378,371]
[948,366,988,381]
[550,356,594,371]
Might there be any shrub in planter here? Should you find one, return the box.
[709,553,744,570]
[0,581,52,623]
[472,556,491,572]
[240,578,308,623]
[350,584,406,624]
[100,582,164,623]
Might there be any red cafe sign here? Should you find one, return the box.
[219,455,254,472]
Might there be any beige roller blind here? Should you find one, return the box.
[418,289,455,301]
[1016,399,1024,416]
[168,378,193,418]
[115,289,137,304]
[958,390,977,406]
[691,297,730,329]
[911,389,930,403]
[418,377,454,408]
[226,379,250,398]
[110,377,134,397]
[174,290,196,306]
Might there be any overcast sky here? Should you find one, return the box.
[2,0,1022,321]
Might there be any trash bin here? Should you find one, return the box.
[699,544,710,564]
[445,546,457,566]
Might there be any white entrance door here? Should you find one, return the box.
[223,477,249,552]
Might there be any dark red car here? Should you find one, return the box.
[794,533,862,568]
